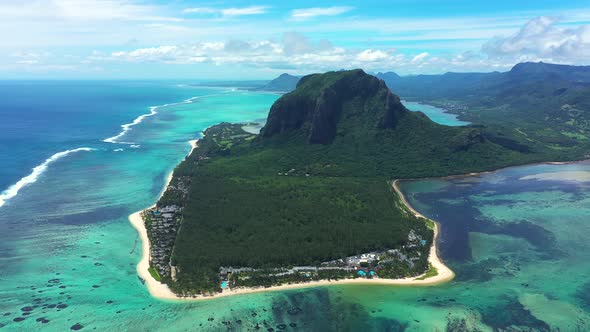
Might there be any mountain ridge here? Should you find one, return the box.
[257,73,301,92]
[376,62,590,150]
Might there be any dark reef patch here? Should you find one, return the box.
[480,296,550,331]
[471,218,560,255]
[575,281,590,311]
[71,323,84,330]
[48,206,128,225]
[263,288,408,331]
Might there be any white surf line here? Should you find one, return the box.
[103,106,158,144]
[0,148,94,208]
[102,92,231,145]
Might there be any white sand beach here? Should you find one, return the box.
[129,150,455,301]
[128,139,195,300]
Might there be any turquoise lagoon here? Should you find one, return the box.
[0,82,589,331]
[403,101,470,126]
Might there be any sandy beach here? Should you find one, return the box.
[128,139,196,300]
[129,140,455,301]
[392,180,455,284]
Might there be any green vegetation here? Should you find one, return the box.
[416,264,438,280]
[230,269,357,289]
[154,69,581,295]
[148,267,162,282]
[379,62,590,158]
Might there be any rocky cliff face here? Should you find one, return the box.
[260,69,410,144]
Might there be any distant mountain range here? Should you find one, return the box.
[255,73,301,92]
[375,62,590,149]
[377,62,590,101]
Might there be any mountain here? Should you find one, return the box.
[250,70,564,178]
[261,70,407,144]
[257,73,301,92]
[157,69,577,295]
[380,62,590,149]
[375,71,401,82]
[508,62,590,81]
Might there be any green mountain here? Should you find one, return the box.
[257,73,301,92]
[262,70,407,144]
[250,69,553,177]
[380,62,590,150]
[157,69,572,295]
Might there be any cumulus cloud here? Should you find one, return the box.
[482,16,590,61]
[282,32,336,55]
[291,6,353,20]
[102,32,402,72]
[356,49,391,62]
[25,13,590,77]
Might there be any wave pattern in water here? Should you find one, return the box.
[102,93,228,145]
[0,147,94,208]
[103,107,158,144]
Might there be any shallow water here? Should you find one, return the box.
[0,82,588,331]
[403,101,470,126]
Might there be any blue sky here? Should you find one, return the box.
[2,0,590,79]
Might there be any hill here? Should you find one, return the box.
[151,70,574,296]
[380,62,590,150]
[257,73,301,92]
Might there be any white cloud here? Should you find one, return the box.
[291,6,353,20]
[411,52,429,63]
[182,7,217,14]
[282,32,335,55]
[101,33,399,72]
[183,6,269,17]
[222,6,269,17]
[0,0,180,22]
[482,16,590,61]
[356,49,391,62]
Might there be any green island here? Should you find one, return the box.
[140,69,587,297]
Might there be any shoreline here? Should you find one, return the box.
[128,139,195,300]
[128,138,455,302]
[403,159,590,183]
[392,180,455,284]
[129,139,586,301]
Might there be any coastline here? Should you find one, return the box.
[392,180,455,284]
[130,137,587,301]
[406,159,590,183]
[128,139,195,300]
[128,138,455,301]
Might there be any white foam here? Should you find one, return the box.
[102,91,232,145]
[0,147,94,208]
[103,106,158,144]
[130,145,141,148]
[113,148,124,152]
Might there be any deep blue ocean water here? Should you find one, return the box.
[0,81,203,191]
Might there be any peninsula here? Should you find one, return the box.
[131,69,572,299]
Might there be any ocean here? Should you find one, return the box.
[0,81,588,331]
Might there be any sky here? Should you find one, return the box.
[2,0,590,79]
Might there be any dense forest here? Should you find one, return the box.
[378,62,590,154]
[156,69,585,295]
